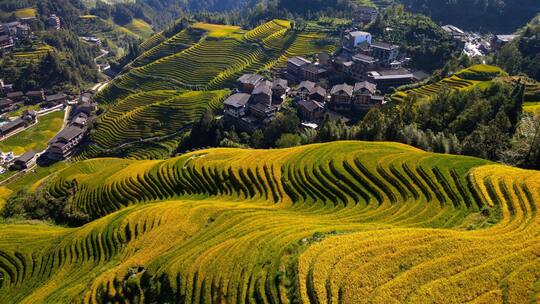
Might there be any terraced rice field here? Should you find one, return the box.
[91,90,228,149]
[97,20,336,103]
[392,65,507,102]
[132,28,206,67]
[0,141,538,303]
[12,45,52,62]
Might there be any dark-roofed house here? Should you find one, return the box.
[0,35,14,52]
[22,110,37,123]
[0,118,25,137]
[309,86,327,103]
[349,54,378,81]
[73,101,96,117]
[47,126,85,160]
[72,115,88,128]
[45,93,67,106]
[248,102,279,122]
[371,42,399,66]
[80,92,93,103]
[6,91,24,102]
[367,68,414,92]
[353,81,377,110]
[297,99,325,122]
[224,93,251,118]
[0,98,15,111]
[329,83,354,111]
[237,74,264,93]
[287,56,311,81]
[295,81,316,98]
[301,63,327,82]
[252,80,273,104]
[293,81,327,103]
[352,81,385,111]
[12,150,37,170]
[272,78,288,103]
[25,90,45,103]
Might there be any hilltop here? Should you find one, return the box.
[0,141,538,302]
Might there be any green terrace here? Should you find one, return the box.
[96,20,337,103]
[392,65,507,102]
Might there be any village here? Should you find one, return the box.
[222,7,418,133]
[0,5,521,179]
[0,82,96,178]
[221,5,519,134]
[0,13,104,180]
[0,14,60,55]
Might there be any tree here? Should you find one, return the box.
[357,108,386,141]
[264,112,300,147]
[275,133,301,148]
[463,111,512,160]
[250,129,264,148]
[184,110,216,150]
[496,44,523,75]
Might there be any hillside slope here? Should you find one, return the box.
[0,141,538,303]
[392,65,507,102]
[97,20,337,103]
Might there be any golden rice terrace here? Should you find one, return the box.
[0,141,538,303]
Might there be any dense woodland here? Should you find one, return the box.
[0,30,100,93]
[496,15,540,81]
[400,0,539,32]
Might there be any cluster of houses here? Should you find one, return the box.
[441,24,517,57]
[45,93,95,161]
[284,29,419,95]
[1,93,95,173]
[0,81,68,115]
[335,30,416,91]
[0,109,37,138]
[223,74,288,132]
[222,8,414,132]
[0,14,60,55]
[223,71,385,131]
[0,20,32,54]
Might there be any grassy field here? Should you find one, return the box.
[392,65,507,102]
[0,110,64,155]
[0,141,537,303]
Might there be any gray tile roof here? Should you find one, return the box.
[331,83,354,96]
[223,93,251,108]
[287,56,311,67]
[353,81,377,94]
[237,74,263,85]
